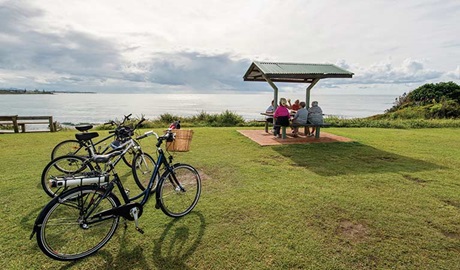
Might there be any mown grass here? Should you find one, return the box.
[1,127,460,269]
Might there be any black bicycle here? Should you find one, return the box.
[50,114,141,167]
[31,129,201,261]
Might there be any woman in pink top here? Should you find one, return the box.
[273,98,290,137]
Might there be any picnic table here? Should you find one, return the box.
[260,112,330,139]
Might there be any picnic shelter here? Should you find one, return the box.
[243,61,354,110]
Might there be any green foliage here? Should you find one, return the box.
[96,110,247,129]
[407,81,460,104]
[386,82,460,119]
[326,116,460,129]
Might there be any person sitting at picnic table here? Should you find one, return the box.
[288,99,301,111]
[273,98,290,138]
[307,100,324,137]
[265,100,275,123]
[291,101,308,137]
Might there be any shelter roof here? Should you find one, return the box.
[243,61,354,83]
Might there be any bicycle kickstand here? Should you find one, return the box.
[130,207,144,234]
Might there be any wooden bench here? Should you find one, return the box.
[266,118,330,138]
[0,115,19,133]
[291,123,331,138]
[0,115,57,133]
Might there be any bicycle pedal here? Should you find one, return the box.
[135,227,144,234]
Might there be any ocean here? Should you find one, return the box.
[0,92,397,125]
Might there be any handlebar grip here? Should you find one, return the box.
[134,118,146,129]
[136,131,154,140]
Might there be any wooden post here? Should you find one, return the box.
[12,115,19,133]
[306,78,320,109]
[48,116,56,132]
[263,74,278,126]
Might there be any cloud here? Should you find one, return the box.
[446,66,460,80]
[329,58,444,86]
[127,51,254,91]
[0,0,459,94]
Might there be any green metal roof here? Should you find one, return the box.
[243,61,353,83]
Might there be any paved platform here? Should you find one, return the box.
[237,129,353,146]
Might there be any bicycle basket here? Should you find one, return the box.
[166,129,193,152]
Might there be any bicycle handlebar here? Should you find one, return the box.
[136,130,155,140]
[135,129,175,147]
[133,117,146,130]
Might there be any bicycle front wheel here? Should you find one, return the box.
[132,152,159,191]
[156,164,201,218]
[51,140,84,160]
[36,186,121,261]
[41,155,95,198]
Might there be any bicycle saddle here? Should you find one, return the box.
[75,125,94,132]
[75,132,99,141]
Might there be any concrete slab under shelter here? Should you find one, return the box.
[237,129,353,146]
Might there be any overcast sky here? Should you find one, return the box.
[0,0,459,95]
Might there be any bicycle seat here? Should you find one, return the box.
[75,132,99,141]
[75,125,94,132]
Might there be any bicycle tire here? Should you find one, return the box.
[41,155,96,198]
[156,164,201,218]
[132,152,159,191]
[35,186,120,261]
[51,139,85,160]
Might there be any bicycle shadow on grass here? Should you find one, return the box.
[273,141,444,176]
[151,211,206,270]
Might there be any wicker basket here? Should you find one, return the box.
[166,129,194,152]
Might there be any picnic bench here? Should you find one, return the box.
[0,115,57,133]
[291,122,331,138]
[260,112,330,139]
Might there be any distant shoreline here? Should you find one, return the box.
[0,89,95,95]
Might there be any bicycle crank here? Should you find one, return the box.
[92,202,143,221]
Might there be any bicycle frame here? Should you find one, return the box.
[85,133,116,156]
[86,131,183,219]
[111,146,170,206]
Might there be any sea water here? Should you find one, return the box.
[0,92,398,125]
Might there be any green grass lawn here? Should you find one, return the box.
[1,127,460,269]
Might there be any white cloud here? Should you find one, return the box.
[0,0,459,93]
[446,66,460,80]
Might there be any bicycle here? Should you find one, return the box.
[41,129,157,198]
[31,129,201,261]
[50,114,141,167]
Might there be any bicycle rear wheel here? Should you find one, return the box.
[51,140,85,160]
[41,155,96,198]
[35,186,120,261]
[156,164,201,218]
[132,152,159,191]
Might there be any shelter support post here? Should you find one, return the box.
[263,74,279,128]
[263,74,279,111]
[305,78,320,108]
